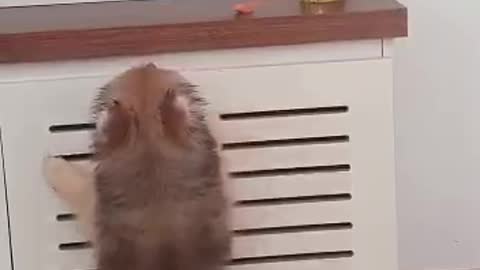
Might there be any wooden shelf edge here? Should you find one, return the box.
[0,3,407,63]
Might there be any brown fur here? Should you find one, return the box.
[92,63,231,270]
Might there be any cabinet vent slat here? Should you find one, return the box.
[62,162,352,179]
[234,222,353,236]
[48,107,349,131]
[58,223,353,252]
[54,250,355,270]
[230,251,354,265]
[47,105,349,133]
[58,242,92,251]
[59,153,93,161]
[230,164,350,178]
[55,230,353,266]
[236,193,351,206]
[220,106,348,121]
[49,123,95,133]
[52,137,349,158]
[56,213,76,221]
[223,136,349,150]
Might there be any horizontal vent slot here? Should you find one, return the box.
[56,200,352,233]
[230,251,354,265]
[223,136,348,150]
[58,242,92,251]
[234,222,353,236]
[53,141,350,159]
[56,213,76,221]
[220,106,349,121]
[56,246,354,261]
[55,161,351,174]
[230,164,351,179]
[236,193,351,207]
[58,153,93,161]
[49,107,349,131]
[49,123,95,133]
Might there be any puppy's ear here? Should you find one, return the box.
[160,89,191,147]
[144,62,158,70]
[95,101,132,155]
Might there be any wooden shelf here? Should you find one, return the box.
[0,0,407,63]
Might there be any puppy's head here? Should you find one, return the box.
[92,63,208,157]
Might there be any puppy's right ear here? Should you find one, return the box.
[144,63,158,70]
[160,89,191,147]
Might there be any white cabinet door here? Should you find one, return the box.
[0,58,396,270]
[0,131,12,270]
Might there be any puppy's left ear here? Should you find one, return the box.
[160,89,191,147]
[95,102,132,156]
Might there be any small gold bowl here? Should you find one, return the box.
[300,0,344,14]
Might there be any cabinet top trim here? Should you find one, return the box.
[0,0,407,63]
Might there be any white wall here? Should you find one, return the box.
[394,1,480,269]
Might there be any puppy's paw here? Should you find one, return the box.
[43,156,71,191]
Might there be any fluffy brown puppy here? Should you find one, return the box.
[92,63,231,270]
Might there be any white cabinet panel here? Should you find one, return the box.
[0,57,396,270]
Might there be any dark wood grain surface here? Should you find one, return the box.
[0,0,407,63]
